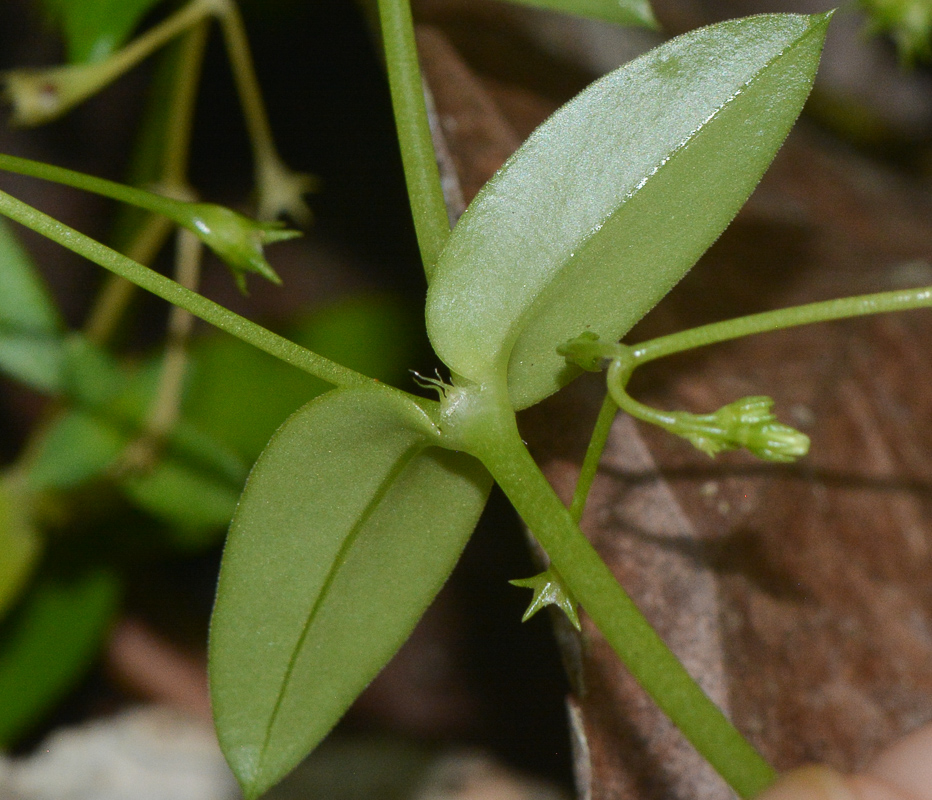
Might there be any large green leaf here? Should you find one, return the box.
[503,0,657,29]
[209,388,491,799]
[426,13,831,410]
[39,0,167,63]
[0,568,119,745]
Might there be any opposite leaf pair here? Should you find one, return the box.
[208,12,831,799]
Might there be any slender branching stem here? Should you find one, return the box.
[568,392,617,523]
[97,0,213,81]
[84,25,209,345]
[0,153,201,225]
[213,0,276,173]
[377,0,450,279]
[118,229,203,473]
[460,391,777,798]
[161,23,211,188]
[0,190,371,392]
[630,285,932,366]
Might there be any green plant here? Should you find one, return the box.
[1,1,930,799]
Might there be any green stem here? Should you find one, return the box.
[86,24,209,345]
[377,0,450,279]
[464,396,776,797]
[568,392,617,523]
[146,229,202,439]
[92,0,212,84]
[631,285,932,366]
[4,0,213,126]
[0,153,201,227]
[161,23,211,188]
[214,0,277,175]
[0,189,369,392]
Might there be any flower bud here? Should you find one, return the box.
[3,64,109,127]
[186,203,299,292]
[673,396,810,462]
[557,331,622,372]
[256,156,318,226]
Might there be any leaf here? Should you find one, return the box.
[0,568,119,745]
[0,217,61,335]
[39,0,167,63]
[502,0,657,29]
[0,334,65,394]
[0,217,65,391]
[121,459,241,547]
[0,477,42,622]
[425,12,831,410]
[209,388,491,799]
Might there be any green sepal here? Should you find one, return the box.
[185,203,297,293]
[510,567,581,630]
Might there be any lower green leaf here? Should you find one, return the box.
[0,333,64,394]
[0,567,119,746]
[209,388,491,799]
[0,476,42,622]
[121,458,241,548]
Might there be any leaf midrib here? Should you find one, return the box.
[495,18,822,388]
[254,439,426,781]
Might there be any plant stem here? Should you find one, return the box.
[631,285,932,366]
[143,230,201,438]
[568,392,617,523]
[85,24,209,345]
[0,153,201,226]
[94,0,213,84]
[85,216,173,345]
[160,24,211,189]
[462,393,776,798]
[213,0,282,188]
[0,189,371,392]
[377,0,450,279]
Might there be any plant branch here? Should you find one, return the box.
[630,285,932,365]
[568,392,617,523]
[461,394,777,798]
[377,0,450,279]
[3,0,213,126]
[212,0,316,223]
[0,153,200,225]
[85,25,209,345]
[0,190,370,392]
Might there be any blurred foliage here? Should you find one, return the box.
[38,0,166,63]
[860,0,932,64]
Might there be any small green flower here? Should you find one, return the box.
[510,567,581,630]
[186,203,299,292]
[557,331,623,372]
[663,396,810,462]
[256,155,318,226]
